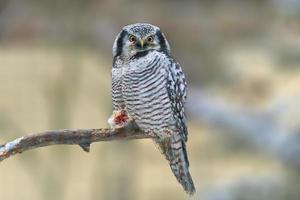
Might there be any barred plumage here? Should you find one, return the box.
[110,23,195,195]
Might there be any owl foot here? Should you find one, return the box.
[108,110,130,129]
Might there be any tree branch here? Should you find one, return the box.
[0,122,153,162]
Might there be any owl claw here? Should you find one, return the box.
[108,110,130,129]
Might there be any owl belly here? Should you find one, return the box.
[122,58,175,135]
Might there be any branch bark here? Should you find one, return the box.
[0,122,153,162]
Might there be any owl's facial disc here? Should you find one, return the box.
[112,23,171,58]
[132,35,158,52]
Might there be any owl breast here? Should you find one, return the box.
[122,51,176,134]
[112,65,125,110]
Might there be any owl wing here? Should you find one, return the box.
[163,57,195,190]
[166,58,188,142]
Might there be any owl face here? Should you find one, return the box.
[112,23,170,58]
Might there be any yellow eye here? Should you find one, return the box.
[128,35,136,43]
[147,36,154,43]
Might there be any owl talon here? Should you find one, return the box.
[108,110,130,129]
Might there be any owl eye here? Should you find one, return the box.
[128,35,137,43]
[147,36,154,43]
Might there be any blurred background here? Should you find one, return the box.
[0,0,300,199]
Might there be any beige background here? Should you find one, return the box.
[0,1,300,200]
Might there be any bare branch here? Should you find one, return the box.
[0,122,153,162]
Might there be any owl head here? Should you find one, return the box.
[112,23,171,58]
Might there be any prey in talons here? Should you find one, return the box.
[108,110,131,129]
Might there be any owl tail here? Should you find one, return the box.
[155,136,195,195]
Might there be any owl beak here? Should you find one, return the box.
[139,40,144,48]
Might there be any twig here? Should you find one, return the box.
[0,122,153,162]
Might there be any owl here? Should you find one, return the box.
[109,23,195,195]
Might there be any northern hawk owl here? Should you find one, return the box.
[109,23,195,195]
